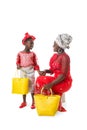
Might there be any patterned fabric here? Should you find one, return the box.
[16,51,39,70]
[20,66,35,93]
[49,52,70,77]
[56,34,72,49]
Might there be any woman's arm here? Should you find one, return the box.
[43,55,69,90]
[44,69,52,73]
[43,74,65,90]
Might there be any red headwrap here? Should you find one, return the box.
[22,32,36,44]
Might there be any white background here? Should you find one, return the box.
[0,0,87,129]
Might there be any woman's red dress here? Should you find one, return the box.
[35,52,72,95]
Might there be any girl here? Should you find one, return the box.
[16,32,42,109]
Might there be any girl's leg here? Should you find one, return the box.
[23,94,26,102]
[30,93,35,109]
[19,94,27,108]
[19,68,27,108]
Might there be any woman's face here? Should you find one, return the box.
[53,41,59,52]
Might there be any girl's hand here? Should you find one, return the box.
[17,65,21,69]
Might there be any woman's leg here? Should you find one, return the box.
[35,76,54,94]
[58,95,67,112]
[61,93,65,103]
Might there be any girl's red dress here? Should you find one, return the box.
[35,52,72,95]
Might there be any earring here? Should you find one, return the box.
[58,48,63,54]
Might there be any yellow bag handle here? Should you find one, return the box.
[15,69,27,78]
[15,69,20,78]
[41,87,53,95]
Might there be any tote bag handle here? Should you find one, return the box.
[15,69,27,78]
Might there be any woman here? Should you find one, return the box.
[35,33,73,112]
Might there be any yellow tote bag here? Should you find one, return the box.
[12,78,29,94]
[12,70,29,94]
[34,88,60,116]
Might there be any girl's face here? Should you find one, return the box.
[25,39,34,50]
[53,41,59,52]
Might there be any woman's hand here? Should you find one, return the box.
[37,70,46,76]
[43,83,53,90]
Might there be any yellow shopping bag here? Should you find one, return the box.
[12,70,29,94]
[34,88,60,116]
[12,78,29,94]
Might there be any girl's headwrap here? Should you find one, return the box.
[22,32,36,44]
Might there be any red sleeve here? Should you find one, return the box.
[33,53,40,70]
[16,53,20,65]
[49,53,58,73]
[61,54,70,76]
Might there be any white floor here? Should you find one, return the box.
[0,72,86,130]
